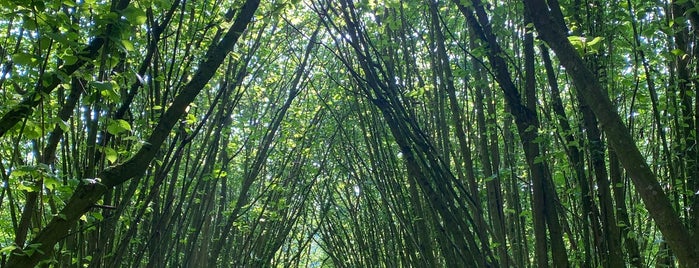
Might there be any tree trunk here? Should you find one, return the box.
[454,1,570,266]
[541,44,595,268]
[4,1,260,266]
[524,0,699,266]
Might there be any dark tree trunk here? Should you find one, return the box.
[5,1,261,266]
[524,0,699,266]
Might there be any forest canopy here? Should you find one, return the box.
[0,0,698,267]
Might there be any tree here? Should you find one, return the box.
[523,0,699,266]
[1,0,697,267]
[2,0,260,266]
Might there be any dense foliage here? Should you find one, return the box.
[1,0,698,267]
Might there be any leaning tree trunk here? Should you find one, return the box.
[453,1,570,266]
[5,1,261,266]
[523,0,699,266]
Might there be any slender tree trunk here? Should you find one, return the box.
[541,44,595,268]
[427,0,494,261]
[671,0,699,243]
[522,9,570,267]
[5,2,260,266]
[454,1,570,266]
[524,0,699,265]
[609,147,645,267]
[575,79,625,267]
[472,52,508,268]
[325,1,497,266]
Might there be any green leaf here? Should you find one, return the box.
[24,243,44,257]
[101,87,120,102]
[92,212,104,221]
[104,147,118,164]
[122,6,147,25]
[671,48,684,56]
[12,53,38,66]
[121,39,135,52]
[106,119,132,135]
[0,245,17,254]
[22,16,38,30]
[63,54,78,65]
[18,181,38,192]
[586,36,604,52]
[38,36,52,50]
[567,36,584,55]
[533,155,545,164]
[91,81,113,91]
[566,140,580,148]
[44,176,59,191]
[185,114,197,125]
[57,119,70,132]
[26,243,42,250]
[459,0,473,7]
[62,0,77,7]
